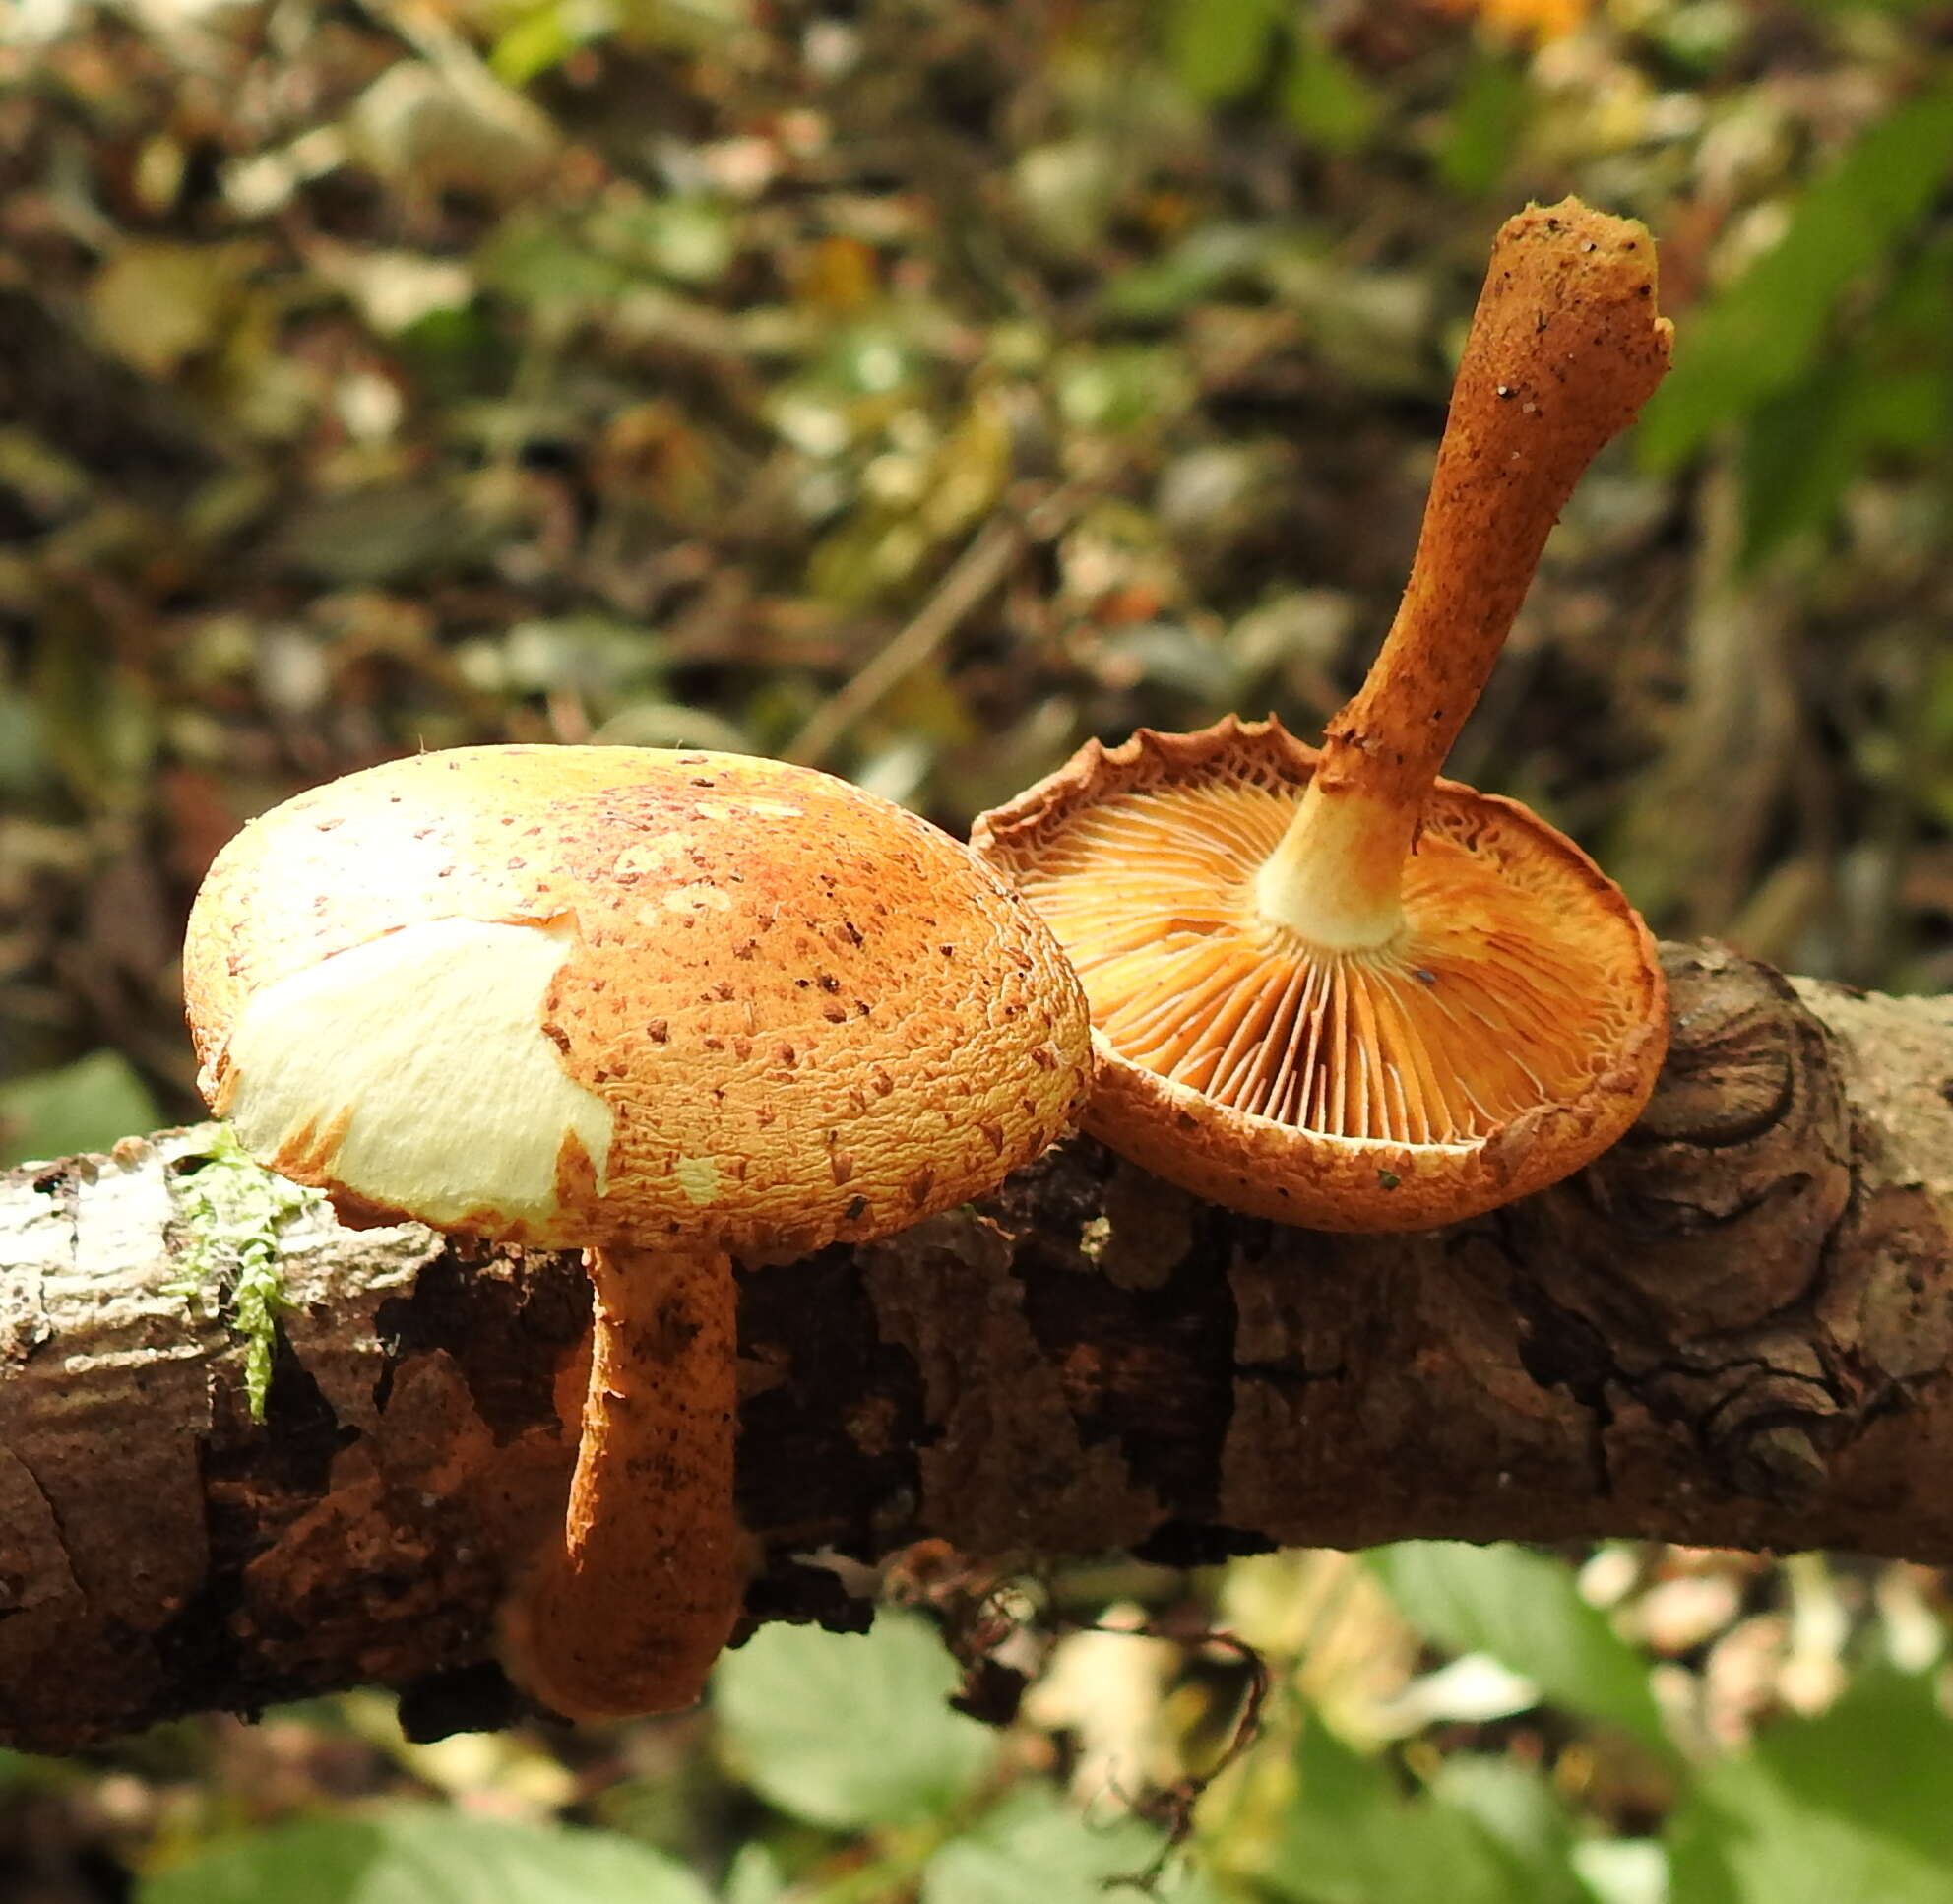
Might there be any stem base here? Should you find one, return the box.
[501,1241,743,1721]
[1251,776,1415,952]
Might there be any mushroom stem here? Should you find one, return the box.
[1252,199,1672,951]
[502,1241,742,1722]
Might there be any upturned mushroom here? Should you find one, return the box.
[972,200,1671,1230]
[182,744,1092,1719]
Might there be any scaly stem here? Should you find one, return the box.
[502,1242,742,1720]
[1253,199,1673,950]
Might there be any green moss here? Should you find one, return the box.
[167,1127,320,1422]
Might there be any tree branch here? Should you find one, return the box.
[4,943,1951,1752]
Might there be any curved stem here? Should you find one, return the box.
[1254,200,1673,949]
[502,1242,742,1721]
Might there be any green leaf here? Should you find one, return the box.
[1100,224,1275,323]
[713,1611,998,1830]
[921,1785,1219,1904]
[722,1841,788,1904]
[32,634,159,810]
[1260,245,1436,394]
[475,216,636,317]
[1096,623,1236,700]
[1638,81,1953,471]
[0,689,49,798]
[1267,1714,1549,1904]
[0,1749,43,1797]
[1053,345,1195,435]
[138,1807,713,1904]
[270,486,498,587]
[498,615,670,702]
[1729,1668,1953,1864]
[0,1050,160,1168]
[1434,53,1533,197]
[1433,1757,1601,1904]
[1783,0,1945,13]
[1164,0,1281,103]
[88,241,253,378]
[1735,232,1953,562]
[1281,30,1380,155]
[1572,1839,1668,1904]
[591,196,738,287]
[1669,1671,1953,1902]
[1368,1543,1670,1757]
[489,2,596,87]
[1734,353,1862,564]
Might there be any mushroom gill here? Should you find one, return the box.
[1016,773,1643,1147]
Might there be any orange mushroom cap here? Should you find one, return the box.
[184,744,1090,1260]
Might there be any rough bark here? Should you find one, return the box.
[4,943,1952,1753]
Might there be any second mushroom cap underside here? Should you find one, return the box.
[974,717,1666,1230]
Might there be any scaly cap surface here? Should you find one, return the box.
[185,745,1092,1258]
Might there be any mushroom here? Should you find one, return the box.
[971,200,1672,1231]
[182,744,1092,1720]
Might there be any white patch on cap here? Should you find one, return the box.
[222,916,613,1234]
[691,797,804,823]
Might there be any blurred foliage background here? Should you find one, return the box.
[4,0,1953,1897]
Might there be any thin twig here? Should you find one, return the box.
[1102,1623,1273,1895]
[783,511,1032,770]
